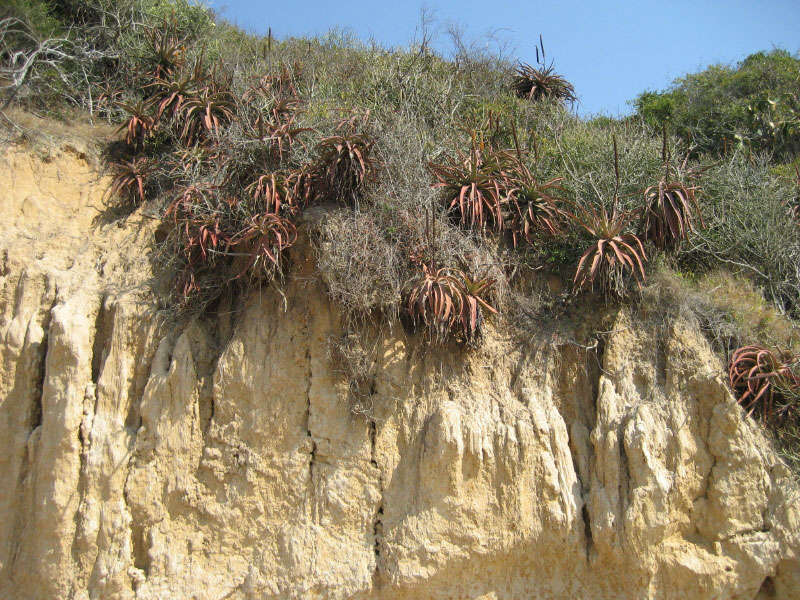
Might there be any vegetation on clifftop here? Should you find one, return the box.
[2,0,800,462]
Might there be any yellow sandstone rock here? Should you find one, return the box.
[0,135,798,599]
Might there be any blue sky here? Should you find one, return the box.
[208,0,800,117]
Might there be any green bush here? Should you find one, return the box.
[634,50,800,160]
[1,0,61,36]
[143,0,213,34]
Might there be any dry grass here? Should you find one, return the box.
[774,416,800,475]
[0,106,116,152]
[640,263,799,356]
[696,271,800,350]
[314,208,403,321]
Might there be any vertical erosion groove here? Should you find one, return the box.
[590,334,606,420]
[124,453,151,578]
[581,504,593,561]
[618,420,631,514]
[130,521,150,576]
[758,576,776,598]
[369,416,384,583]
[71,298,106,582]
[204,391,215,435]
[90,295,107,387]
[30,307,54,432]
[304,342,316,519]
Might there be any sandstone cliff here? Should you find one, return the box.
[1,135,799,599]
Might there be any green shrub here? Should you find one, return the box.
[1,0,61,37]
[143,0,213,37]
[634,50,800,160]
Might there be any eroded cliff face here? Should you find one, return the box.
[1,137,799,600]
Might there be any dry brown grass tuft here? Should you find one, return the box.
[314,208,404,321]
[697,271,800,351]
[639,264,800,355]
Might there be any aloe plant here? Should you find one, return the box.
[568,203,647,297]
[641,179,703,249]
[179,87,235,145]
[143,19,187,80]
[247,170,312,215]
[729,345,800,423]
[502,139,565,245]
[254,110,311,163]
[107,157,155,206]
[230,212,297,278]
[116,100,156,148]
[148,69,200,121]
[429,140,512,233]
[315,122,376,204]
[512,36,575,104]
[405,265,497,340]
[641,131,705,249]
